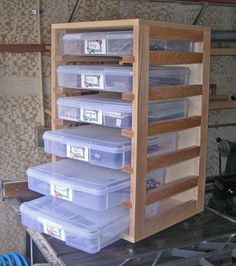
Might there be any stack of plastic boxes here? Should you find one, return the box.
[20,31,192,254]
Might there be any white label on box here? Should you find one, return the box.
[39,218,65,241]
[66,145,89,161]
[81,108,103,124]
[50,184,73,202]
[85,39,106,54]
[105,111,123,119]
[64,107,80,120]
[116,119,121,127]
[81,74,104,89]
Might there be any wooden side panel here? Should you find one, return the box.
[197,31,211,210]
[129,24,149,241]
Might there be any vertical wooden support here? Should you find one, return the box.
[51,26,57,131]
[51,27,59,162]
[129,23,149,241]
[197,31,211,210]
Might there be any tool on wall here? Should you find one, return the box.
[208,138,236,215]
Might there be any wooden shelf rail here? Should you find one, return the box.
[146,175,199,204]
[211,48,236,56]
[0,44,50,53]
[148,116,202,135]
[149,84,203,100]
[148,146,201,170]
[149,51,203,65]
[54,55,134,64]
[209,92,236,110]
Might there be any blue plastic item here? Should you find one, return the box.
[0,252,29,266]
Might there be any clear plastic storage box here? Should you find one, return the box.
[43,125,178,169]
[20,196,159,253]
[57,65,190,92]
[57,65,132,92]
[27,159,165,211]
[57,96,189,129]
[149,39,193,52]
[20,196,129,253]
[62,31,193,56]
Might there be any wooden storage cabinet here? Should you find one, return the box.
[51,19,211,243]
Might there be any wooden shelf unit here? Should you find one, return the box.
[211,48,236,56]
[51,19,211,243]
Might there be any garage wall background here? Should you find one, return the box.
[0,0,235,253]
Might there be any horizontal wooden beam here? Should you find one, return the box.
[54,88,98,98]
[149,84,202,100]
[144,200,198,239]
[0,44,50,53]
[210,94,229,101]
[121,165,133,174]
[150,25,203,42]
[2,181,40,199]
[148,116,201,135]
[54,55,135,64]
[209,100,236,110]
[54,87,80,94]
[121,129,133,138]
[147,146,200,170]
[149,51,203,65]
[124,146,200,173]
[122,93,135,101]
[211,48,236,56]
[52,19,138,30]
[146,176,198,204]
[53,118,78,126]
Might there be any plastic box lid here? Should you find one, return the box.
[57,65,190,77]
[44,125,130,149]
[63,31,133,41]
[20,195,129,238]
[57,96,132,113]
[57,65,133,76]
[57,95,189,114]
[149,66,190,76]
[27,159,165,196]
[149,98,189,109]
[43,125,178,153]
